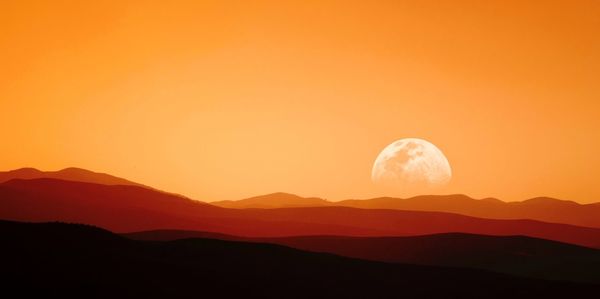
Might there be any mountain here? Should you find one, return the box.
[5,168,599,229]
[338,195,600,228]
[212,192,329,208]
[125,230,600,283]
[0,167,146,187]
[2,220,598,298]
[0,178,385,235]
[2,178,600,248]
[214,193,600,228]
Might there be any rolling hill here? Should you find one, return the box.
[6,168,598,228]
[2,220,598,298]
[2,178,600,248]
[0,167,145,187]
[212,193,600,228]
[126,229,600,283]
[338,194,600,228]
[212,192,328,208]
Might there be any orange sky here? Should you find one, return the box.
[1,0,599,203]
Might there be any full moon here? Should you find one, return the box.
[371,138,452,191]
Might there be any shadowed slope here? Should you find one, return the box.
[265,234,600,283]
[2,179,600,248]
[2,220,599,298]
[230,206,600,248]
[0,178,384,236]
[125,230,600,283]
[5,168,598,228]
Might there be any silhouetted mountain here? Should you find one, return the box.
[0,167,146,187]
[2,179,600,248]
[2,220,598,298]
[125,230,600,283]
[212,192,329,208]
[338,195,600,228]
[214,193,600,228]
[0,178,391,236]
[5,167,598,229]
[126,229,241,241]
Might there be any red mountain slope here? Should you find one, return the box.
[0,167,145,187]
[1,178,599,248]
[212,193,600,228]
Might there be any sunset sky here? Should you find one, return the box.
[1,0,599,203]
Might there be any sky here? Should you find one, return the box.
[1,0,599,203]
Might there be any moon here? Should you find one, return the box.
[371,138,451,191]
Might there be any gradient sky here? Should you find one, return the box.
[2,0,599,203]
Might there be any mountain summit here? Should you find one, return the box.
[0,167,145,187]
[211,192,329,208]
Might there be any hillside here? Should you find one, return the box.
[2,220,598,298]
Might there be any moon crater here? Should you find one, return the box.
[371,138,451,191]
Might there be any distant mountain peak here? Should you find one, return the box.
[211,192,328,209]
[259,192,304,198]
[59,167,93,172]
[520,197,579,205]
[409,194,477,201]
[481,197,504,203]
[249,192,325,201]
[8,167,42,174]
[0,166,145,188]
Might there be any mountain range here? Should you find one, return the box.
[2,220,598,298]
[213,192,600,228]
[4,167,598,229]
[2,177,600,248]
[125,229,600,283]
[2,166,600,289]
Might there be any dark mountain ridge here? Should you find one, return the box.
[2,220,599,298]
